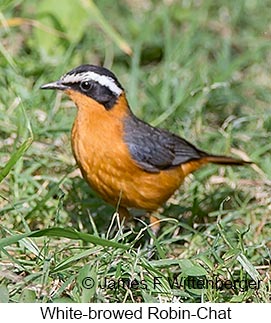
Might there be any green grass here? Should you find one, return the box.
[0,0,270,303]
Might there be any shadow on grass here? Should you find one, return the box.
[62,176,252,244]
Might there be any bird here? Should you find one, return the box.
[41,64,251,231]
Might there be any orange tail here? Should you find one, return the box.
[182,155,251,177]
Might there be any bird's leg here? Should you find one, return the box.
[145,211,162,258]
[117,206,134,226]
[149,213,161,236]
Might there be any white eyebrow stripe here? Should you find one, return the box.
[61,71,122,96]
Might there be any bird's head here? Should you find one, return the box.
[41,64,124,110]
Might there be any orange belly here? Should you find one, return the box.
[70,94,186,211]
[77,156,185,210]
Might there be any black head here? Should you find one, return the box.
[41,64,124,109]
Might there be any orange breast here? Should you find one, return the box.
[68,91,187,211]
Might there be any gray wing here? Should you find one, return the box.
[124,115,207,173]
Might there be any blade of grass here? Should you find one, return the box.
[0,227,130,250]
[2,17,67,38]
[0,41,17,71]
[0,102,33,183]
[81,0,132,55]
[52,247,102,273]
[0,138,33,183]
[237,253,260,282]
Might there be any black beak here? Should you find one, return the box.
[40,80,68,91]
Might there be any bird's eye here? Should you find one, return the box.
[80,81,92,92]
